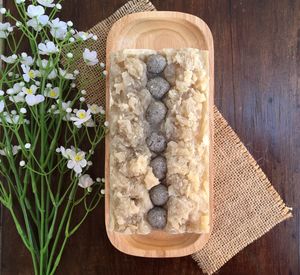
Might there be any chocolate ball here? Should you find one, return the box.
[146,54,167,74]
[147,207,167,229]
[149,184,169,206]
[146,132,167,153]
[146,77,170,99]
[145,101,167,125]
[150,156,167,180]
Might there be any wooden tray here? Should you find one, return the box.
[105,11,214,257]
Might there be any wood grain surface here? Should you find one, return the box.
[2,0,299,274]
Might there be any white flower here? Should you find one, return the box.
[5,114,21,124]
[7,83,23,95]
[59,68,75,80]
[16,21,22,27]
[20,108,27,114]
[78,174,94,189]
[0,22,13,39]
[74,31,93,41]
[9,94,25,103]
[55,3,62,9]
[27,5,45,18]
[88,104,105,115]
[0,145,21,156]
[66,52,73,59]
[60,147,87,174]
[69,37,75,43]
[104,121,109,127]
[79,97,85,102]
[100,189,105,195]
[37,0,55,8]
[70,109,91,126]
[49,18,67,40]
[25,143,31,149]
[25,94,45,106]
[19,160,26,167]
[92,35,98,41]
[45,87,59,99]
[100,62,105,68]
[67,21,73,27]
[20,53,34,66]
[38,41,59,55]
[102,70,107,76]
[0,8,6,15]
[0,100,4,113]
[1,54,18,64]
[83,49,99,66]
[21,64,40,82]
[0,90,4,96]
[16,0,26,4]
[26,5,49,31]
[22,84,38,95]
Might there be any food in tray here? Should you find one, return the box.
[109,48,210,234]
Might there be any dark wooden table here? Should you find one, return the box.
[2,0,299,274]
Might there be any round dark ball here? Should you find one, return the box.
[146,77,170,100]
[147,207,167,229]
[146,54,167,74]
[146,132,167,153]
[149,184,169,206]
[150,156,167,180]
[145,101,167,125]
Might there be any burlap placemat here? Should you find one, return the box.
[65,1,292,274]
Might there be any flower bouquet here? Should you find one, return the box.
[0,1,107,274]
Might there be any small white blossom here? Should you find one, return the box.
[92,35,98,41]
[55,3,62,9]
[26,5,49,31]
[9,94,25,103]
[85,119,95,127]
[96,177,101,182]
[100,62,105,68]
[81,90,86,95]
[0,8,6,15]
[0,100,4,113]
[88,104,104,115]
[101,178,105,183]
[21,64,40,82]
[19,160,26,167]
[71,83,76,88]
[70,109,91,126]
[11,110,17,115]
[38,41,59,55]
[59,68,75,80]
[45,87,59,99]
[0,90,4,96]
[25,94,45,106]
[20,108,27,114]
[102,70,107,76]
[0,22,13,39]
[60,147,87,174]
[55,147,61,153]
[104,121,109,127]
[66,107,72,113]
[25,143,31,149]
[16,0,26,4]
[8,72,14,77]
[1,54,18,64]
[49,18,67,40]
[0,145,21,156]
[20,53,34,66]
[16,21,22,27]
[75,31,93,41]
[37,0,55,8]
[79,97,85,102]
[66,52,73,59]
[7,83,23,95]
[83,49,99,66]
[22,84,38,95]
[69,37,75,43]
[46,83,52,88]
[100,189,105,195]
[5,114,21,124]
[78,174,94,189]
[67,21,73,27]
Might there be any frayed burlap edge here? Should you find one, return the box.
[191,107,292,275]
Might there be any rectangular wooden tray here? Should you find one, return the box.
[105,11,214,257]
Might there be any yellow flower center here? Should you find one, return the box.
[27,88,33,94]
[28,70,35,79]
[74,154,83,162]
[78,112,86,119]
[49,90,57,97]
